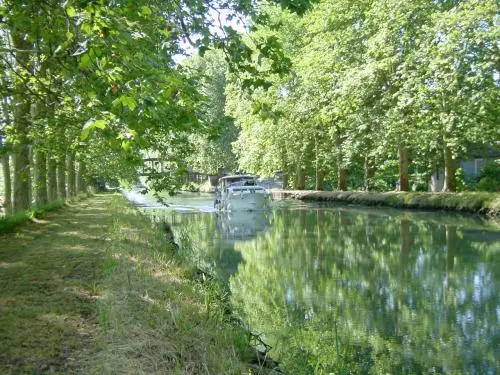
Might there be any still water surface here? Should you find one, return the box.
[126,191,500,374]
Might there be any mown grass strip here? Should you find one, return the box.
[0,194,112,374]
[0,193,92,234]
[273,190,500,216]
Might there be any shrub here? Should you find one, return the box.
[476,160,500,192]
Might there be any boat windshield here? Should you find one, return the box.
[221,177,256,188]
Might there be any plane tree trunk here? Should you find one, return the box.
[297,168,306,190]
[77,158,87,193]
[442,143,456,192]
[57,158,67,199]
[315,170,325,191]
[34,149,48,205]
[47,156,58,201]
[11,32,32,212]
[335,130,348,191]
[398,145,409,192]
[1,153,12,214]
[67,151,76,198]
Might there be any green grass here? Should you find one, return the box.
[0,194,112,374]
[92,196,259,375]
[274,190,500,216]
[0,193,272,374]
[0,194,92,234]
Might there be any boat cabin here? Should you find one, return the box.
[218,175,257,190]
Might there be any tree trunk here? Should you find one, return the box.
[57,160,67,199]
[337,168,348,191]
[398,146,409,192]
[67,151,76,197]
[47,156,58,201]
[335,130,348,191]
[282,172,289,190]
[11,33,32,212]
[34,149,48,205]
[77,158,87,194]
[13,144,31,211]
[364,155,375,191]
[315,170,325,191]
[297,168,306,190]
[442,144,456,192]
[1,153,12,215]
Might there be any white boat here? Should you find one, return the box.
[214,175,271,211]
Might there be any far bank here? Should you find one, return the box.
[271,190,500,217]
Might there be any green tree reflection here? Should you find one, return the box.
[154,204,499,374]
[229,209,499,374]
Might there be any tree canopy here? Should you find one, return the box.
[1,0,499,214]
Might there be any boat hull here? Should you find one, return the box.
[216,190,270,211]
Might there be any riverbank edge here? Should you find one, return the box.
[95,194,281,374]
[271,190,500,216]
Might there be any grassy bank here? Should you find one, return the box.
[272,190,500,216]
[0,193,275,374]
[94,195,270,374]
[0,193,92,234]
[0,194,112,374]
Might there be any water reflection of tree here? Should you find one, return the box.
[230,209,499,374]
[161,210,271,282]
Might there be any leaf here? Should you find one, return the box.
[140,6,152,17]
[122,140,132,151]
[79,54,92,69]
[112,96,137,111]
[81,119,107,140]
[66,6,76,17]
[121,96,137,111]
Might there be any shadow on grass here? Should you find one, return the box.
[0,194,113,374]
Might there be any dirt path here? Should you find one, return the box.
[0,194,113,374]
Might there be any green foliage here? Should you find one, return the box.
[227,0,499,192]
[476,161,500,192]
[183,50,239,175]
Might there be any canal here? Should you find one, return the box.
[125,191,500,374]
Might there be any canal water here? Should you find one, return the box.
[124,191,500,374]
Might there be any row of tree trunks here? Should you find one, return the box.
[2,152,86,213]
[283,147,456,192]
[289,147,456,192]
